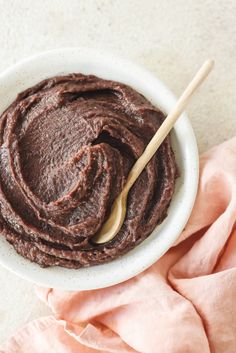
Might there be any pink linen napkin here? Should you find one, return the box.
[1,137,236,353]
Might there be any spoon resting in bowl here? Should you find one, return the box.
[93,59,214,244]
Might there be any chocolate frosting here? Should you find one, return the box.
[0,74,177,268]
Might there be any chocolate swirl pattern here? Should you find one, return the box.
[0,74,177,268]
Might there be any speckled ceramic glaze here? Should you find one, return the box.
[0,48,198,290]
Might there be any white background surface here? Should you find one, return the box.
[0,0,236,343]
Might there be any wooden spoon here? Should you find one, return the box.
[93,59,214,244]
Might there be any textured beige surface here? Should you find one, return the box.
[0,0,236,343]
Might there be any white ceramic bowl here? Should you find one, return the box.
[0,48,198,290]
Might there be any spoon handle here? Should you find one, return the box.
[123,59,214,193]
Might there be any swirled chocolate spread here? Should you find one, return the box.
[0,74,177,268]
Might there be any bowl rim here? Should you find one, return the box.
[0,47,199,290]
